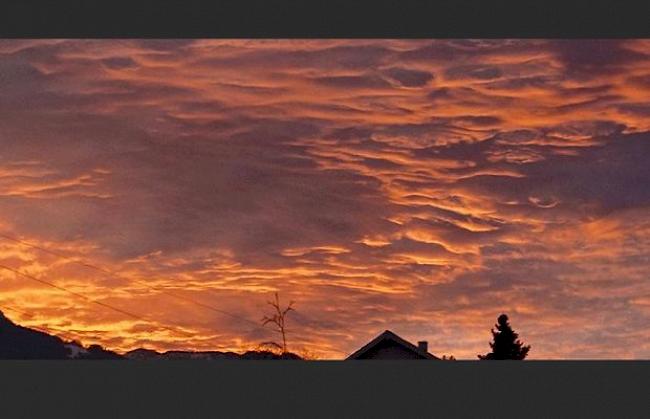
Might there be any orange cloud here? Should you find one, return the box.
[0,40,648,359]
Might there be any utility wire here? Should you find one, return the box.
[0,232,269,332]
[0,263,195,338]
[0,304,77,342]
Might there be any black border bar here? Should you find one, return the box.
[1,0,650,38]
[2,361,648,418]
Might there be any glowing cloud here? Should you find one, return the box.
[0,40,648,359]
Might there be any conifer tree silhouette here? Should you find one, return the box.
[478,314,531,360]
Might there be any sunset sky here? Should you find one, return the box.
[0,39,649,359]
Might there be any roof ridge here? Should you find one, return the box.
[346,329,438,360]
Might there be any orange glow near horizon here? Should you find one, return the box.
[0,40,649,359]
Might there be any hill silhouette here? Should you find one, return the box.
[0,310,122,359]
[0,310,302,360]
[125,348,302,360]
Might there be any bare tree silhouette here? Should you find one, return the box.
[261,292,295,354]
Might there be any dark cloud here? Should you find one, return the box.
[549,40,650,78]
[627,73,650,89]
[400,40,528,62]
[483,76,558,91]
[0,57,45,86]
[311,74,393,89]
[382,67,434,87]
[101,57,139,70]
[458,131,650,214]
[444,64,503,80]
[617,103,650,116]
[427,87,454,101]
[195,43,394,71]
[131,39,197,52]
[0,40,649,359]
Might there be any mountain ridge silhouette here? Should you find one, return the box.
[0,310,302,360]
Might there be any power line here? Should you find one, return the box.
[0,232,270,332]
[0,241,324,354]
[0,304,77,342]
[0,263,195,338]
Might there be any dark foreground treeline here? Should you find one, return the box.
[1,309,532,360]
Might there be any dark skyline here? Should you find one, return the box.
[0,40,648,359]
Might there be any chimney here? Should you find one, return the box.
[417,341,428,354]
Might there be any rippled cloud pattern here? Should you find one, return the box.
[0,40,649,359]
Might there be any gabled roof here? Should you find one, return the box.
[346,330,439,360]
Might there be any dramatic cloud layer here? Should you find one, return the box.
[0,40,649,359]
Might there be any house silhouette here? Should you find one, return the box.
[347,330,439,360]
